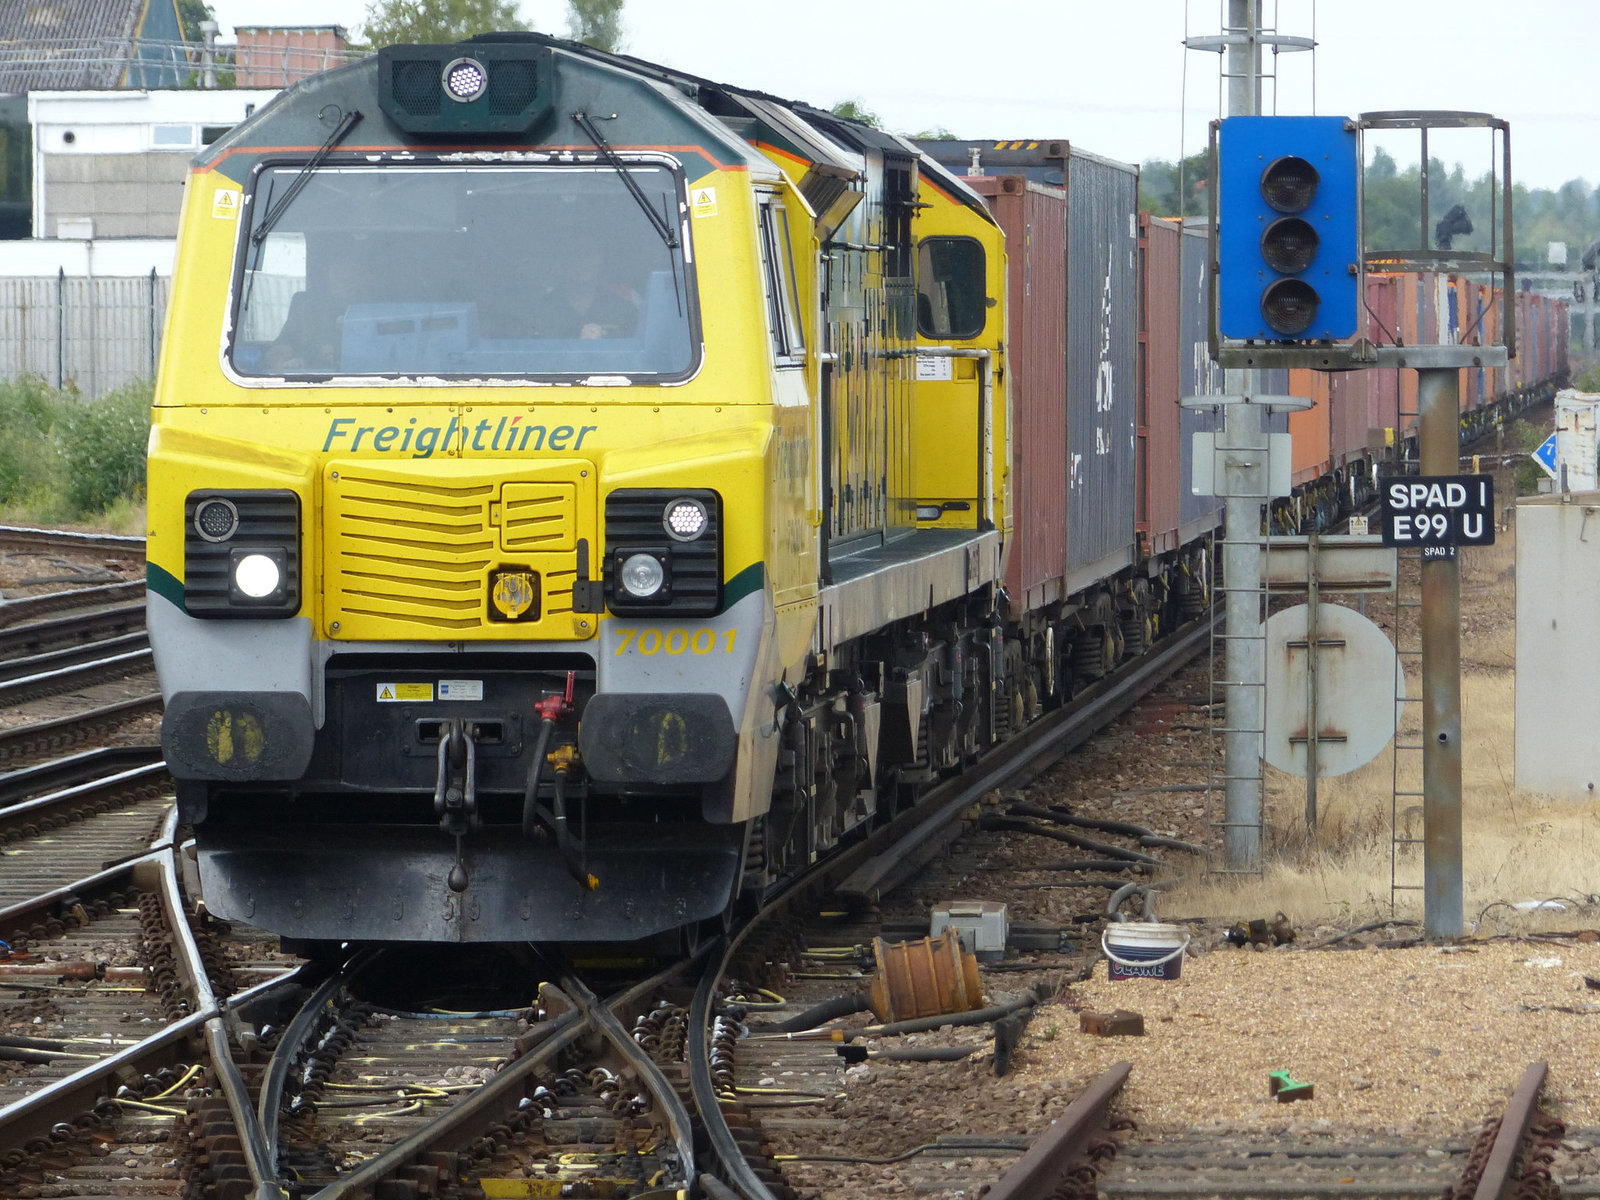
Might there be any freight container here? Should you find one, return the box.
[1176,224,1224,543]
[960,148,1140,606]
[1062,149,1141,593]
[1141,215,1183,557]
[964,176,1068,612]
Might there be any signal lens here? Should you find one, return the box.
[1260,279,1320,336]
[1260,155,1320,213]
[1260,216,1320,275]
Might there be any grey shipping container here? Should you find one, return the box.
[1062,148,1141,593]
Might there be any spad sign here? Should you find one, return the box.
[1380,475,1495,556]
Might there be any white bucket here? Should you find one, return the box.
[1102,921,1191,981]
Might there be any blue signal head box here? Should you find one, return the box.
[1217,115,1360,342]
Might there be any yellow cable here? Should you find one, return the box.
[148,1064,201,1100]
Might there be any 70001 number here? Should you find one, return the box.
[614,628,737,656]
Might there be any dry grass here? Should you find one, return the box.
[1166,503,1600,936]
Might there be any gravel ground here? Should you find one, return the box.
[775,469,1577,1197]
[1042,936,1600,1133]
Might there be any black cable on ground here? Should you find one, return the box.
[761,990,872,1034]
[979,815,1162,865]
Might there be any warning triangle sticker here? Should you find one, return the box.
[378,685,394,700]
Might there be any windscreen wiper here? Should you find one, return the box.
[572,110,679,250]
[250,109,363,248]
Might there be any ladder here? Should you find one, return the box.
[1389,419,1426,910]
[1205,495,1274,879]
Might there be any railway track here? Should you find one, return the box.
[0,606,1216,1198]
[0,525,146,561]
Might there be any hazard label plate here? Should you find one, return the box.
[376,683,433,702]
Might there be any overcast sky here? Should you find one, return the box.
[203,0,1597,194]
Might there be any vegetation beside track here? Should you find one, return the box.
[0,375,150,532]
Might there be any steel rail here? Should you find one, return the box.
[0,602,145,660]
[984,1063,1130,1200]
[690,939,775,1200]
[0,806,299,1156]
[0,744,162,806]
[302,956,695,1200]
[0,761,168,843]
[0,630,149,684]
[0,693,163,763]
[554,961,701,1189]
[1471,1061,1548,1200]
[255,946,382,1179]
[0,524,146,557]
[0,646,153,707]
[0,581,146,628]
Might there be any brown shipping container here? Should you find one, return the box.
[1287,368,1331,485]
[967,176,1068,612]
[1364,275,1401,438]
[1140,215,1182,556]
[1328,368,1372,466]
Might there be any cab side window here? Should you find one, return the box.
[917,237,986,339]
[759,197,805,363]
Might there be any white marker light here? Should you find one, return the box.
[233,552,282,599]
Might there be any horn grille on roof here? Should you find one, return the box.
[378,43,553,137]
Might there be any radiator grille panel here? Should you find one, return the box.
[323,459,595,640]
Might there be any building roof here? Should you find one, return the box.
[0,0,189,92]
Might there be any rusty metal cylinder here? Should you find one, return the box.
[868,930,983,1024]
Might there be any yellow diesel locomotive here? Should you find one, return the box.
[147,33,1016,943]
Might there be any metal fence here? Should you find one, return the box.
[0,270,169,397]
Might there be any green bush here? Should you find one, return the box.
[0,375,151,520]
[0,376,67,507]
[57,380,152,517]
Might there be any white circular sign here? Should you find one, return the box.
[1262,603,1405,778]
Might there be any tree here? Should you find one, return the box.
[360,0,532,48]
[829,99,880,129]
[176,0,215,44]
[567,0,624,52]
[1139,151,1209,217]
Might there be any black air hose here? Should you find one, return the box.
[520,719,556,839]
[762,991,873,1034]
[550,767,596,890]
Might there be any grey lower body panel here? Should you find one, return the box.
[197,822,744,943]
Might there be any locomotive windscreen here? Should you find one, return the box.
[229,161,697,381]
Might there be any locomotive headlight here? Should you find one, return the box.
[604,489,719,617]
[619,552,667,599]
[663,497,709,542]
[185,490,300,618]
[442,57,488,103]
[230,548,287,603]
[194,497,240,543]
